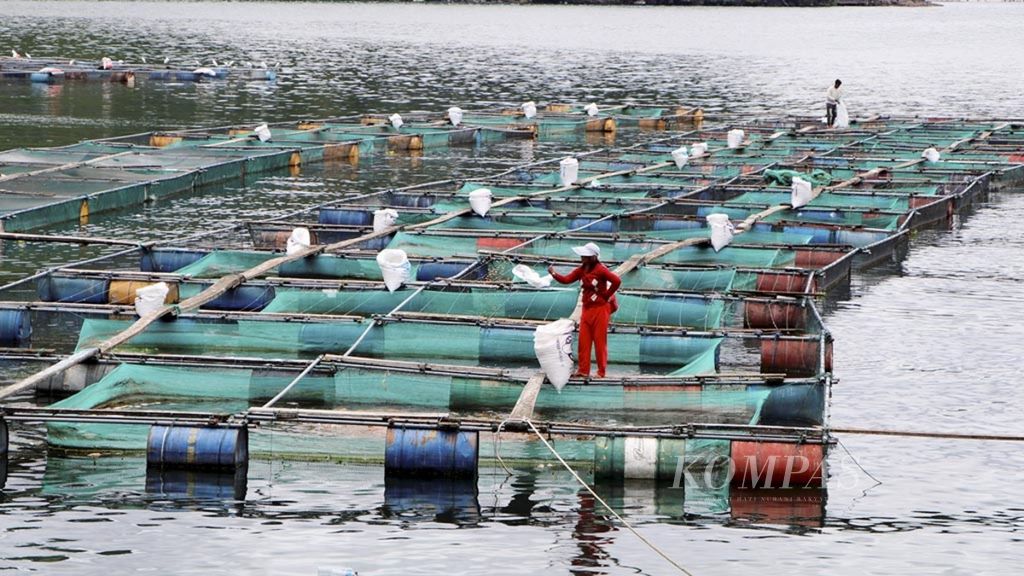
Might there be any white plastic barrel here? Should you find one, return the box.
[522,101,537,119]
[254,123,272,142]
[512,264,553,288]
[791,177,814,209]
[727,129,745,149]
[447,106,464,127]
[922,147,941,163]
[559,157,579,186]
[373,208,399,232]
[705,213,735,252]
[671,147,689,168]
[389,113,403,129]
[690,142,708,158]
[286,227,311,255]
[584,103,600,117]
[376,249,411,292]
[468,188,493,217]
[534,318,576,392]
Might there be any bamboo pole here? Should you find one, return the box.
[0,232,147,247]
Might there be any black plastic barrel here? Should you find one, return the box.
[384,425,478,479]
[0,310,31,346]
[146,425,248,470]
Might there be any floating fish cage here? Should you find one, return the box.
[2,109,1023,501]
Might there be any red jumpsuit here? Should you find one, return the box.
[550,262,622,378]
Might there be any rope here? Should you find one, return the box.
[523,419,696,576]
[832,427,1024,442]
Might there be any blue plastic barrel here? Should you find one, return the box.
[203,285,275,311]
[146,425,248,470]
[415,261,487,281]
[385,425,478,478]
[30,72,59,83]
[0,310,31,346]
[756,383,825,427]
[36,276,110,304]
[140,249,208,272]
[145,467,248,500]
[318,208,373,226]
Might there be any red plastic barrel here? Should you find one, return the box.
[760,338,833,376]
[743,301,807,330]
[755,272,817,294]
[794,249,844,268]
[730,441,825,488]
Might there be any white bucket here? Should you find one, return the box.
[389,113,403,129]
[512,264,553,288]
[376,249,410,292]
[447,106,464,127]
[727,129,745,149]
[690,142,708,158]
[584,103,600,117]
[372,208,399,232]
[134,282,170,317]
[705,213,735,252]
[922,147,941,163]
[522,101,537,119]
[534,318,576,392]
[559,157,579,187]
[791,177,814,209]
[468,188,493,217]
[671,147,689,168]
[254,123,272,142]
[286,227,311,255]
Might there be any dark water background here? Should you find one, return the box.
[1,2,1023,574]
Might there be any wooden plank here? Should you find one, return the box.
[509,372,547,420]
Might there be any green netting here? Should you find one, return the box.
[725,191,908,211]
[501,261,736,293]
[174,250,278,277]
[75,317,722,373]
[46,362,774,456]
[263,286,726,330]
[388,233,794,268]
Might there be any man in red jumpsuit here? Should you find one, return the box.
[547,242,622,379]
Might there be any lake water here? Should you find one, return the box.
[1,2,1023,574]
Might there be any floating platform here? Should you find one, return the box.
[2,110,1023,492]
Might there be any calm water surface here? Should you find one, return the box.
[1,2,1023,574]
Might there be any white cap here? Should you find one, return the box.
[571,242,601,258]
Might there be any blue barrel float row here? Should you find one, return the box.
[0,309,31,346]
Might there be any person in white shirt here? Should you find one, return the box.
[825,79,843,128]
